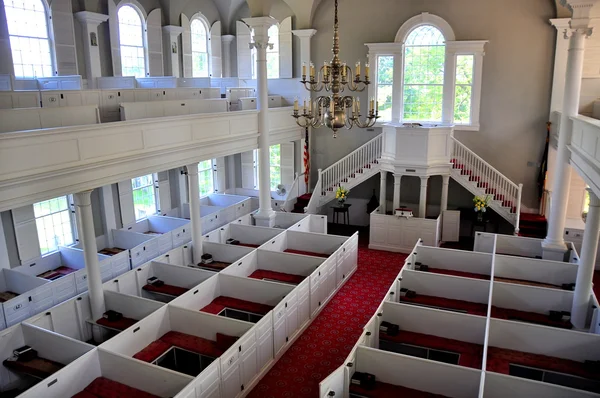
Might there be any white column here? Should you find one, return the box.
[221,35,235,78]
[162,26,184,77]
[244,17,277,227]
[186,163,202,262]
[74,12,109,89]
[441,174,450,213]
[544,24,592,259]
[419,176,429,218]
[379,171,387,214]
[73,190,105,332]
[99,185,117,247]
[572,188,600,328]
[393,174,402,210]
[293,29,317,189]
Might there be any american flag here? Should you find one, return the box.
[304,127,310,191]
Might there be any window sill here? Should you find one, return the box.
[454,124,480,132]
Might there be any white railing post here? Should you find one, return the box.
[514,183,523,235]
[318,168,323,196]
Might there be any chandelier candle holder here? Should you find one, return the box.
[292,0,379,138]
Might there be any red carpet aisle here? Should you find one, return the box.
[248,246,407,398]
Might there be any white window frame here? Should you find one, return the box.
[189,13,211,78]
[131,173,158,221]
[4,0,55,78]
[197,159,216,198]
[33,195,77,256]
[117,2,148,78]
[366,13,486,131]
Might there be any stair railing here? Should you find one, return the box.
[450,136,523,233]
[305,134,383,213]
[282,172,305,212]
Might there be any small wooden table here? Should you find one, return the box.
[331,204,351,225]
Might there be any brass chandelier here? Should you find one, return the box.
[292,0,379,138]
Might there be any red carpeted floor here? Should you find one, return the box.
[248,244,406,398]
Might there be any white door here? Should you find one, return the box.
[310,269,323,317]
[285,292,298,341]
[240,342,258,392]
[273,305,287,357]
[221,364,241,398]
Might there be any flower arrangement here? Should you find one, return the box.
[336,186,350,206]
[473,195,490,221]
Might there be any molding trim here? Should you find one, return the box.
[395,12,456,43]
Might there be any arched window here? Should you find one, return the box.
[118,4,146,77]
[402,25,445,122]
[4,0,53,78]
[190,17,209,77]
[251,24,279,79]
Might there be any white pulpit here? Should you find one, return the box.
[381,123,453,168]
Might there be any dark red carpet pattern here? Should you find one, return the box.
[248,245,406,398]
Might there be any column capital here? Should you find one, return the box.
[561,0,599,29]
[162,25,184,36]
[74,11,109,27]
[420,175,430,183]
[243,16,277,46]
[186,163,199,176]
[292,29,317,38]
[587,187,600,207]
[222,35,235,43]
[74,190,94,206]
[441,174,450,183]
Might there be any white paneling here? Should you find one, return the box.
[278,17,292,79]
[50,0,78,75]
[241,150,256,189]
[118,180,135,227]
[280,142,294,188]
[108,0,121,76]
[237,21,252,79]
[210,22,222,78]
[181,14,192,78]
[146,9,163,77]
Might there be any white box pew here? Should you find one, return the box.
[486,318,600,394]
[0,323,94,393]
[310,255,338,318]
[111,229,161,268]
[17,349,194,398]
[286,214,327,234]
[483,370,600,398]
[221,249,322,285]
[119,98,229,120]
[200,194,252,224]
[203,227,222,243]
[398,269,491,311]
[0,91,40,109]
[492,281,574,317]
[227,87,256,110]
[237,95,283,110]
[0,269,52,328]
[186,241,255,271]
[181,203,227,233]
[100,305,264,397]
[346,345,483,398]
[411,245,493,279]
[13,247,112,299]
[493,255,578,288]
[133,261,216,303]
[121,215,191,255]
[473,232,498,253]
[24,290,165,345]
[269,212,308,230]
[152,243,188,266]
[0,105,100,133]
[260,230,347,258]
[319,364,346,398]
[72,235,131,281]
[220,224,284,248]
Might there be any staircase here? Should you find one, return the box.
[305,135,383,213]
[292,193,312,213]
[450,136,523,233]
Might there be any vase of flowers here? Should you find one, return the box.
[473,195,490,222]
[336,186,349,207]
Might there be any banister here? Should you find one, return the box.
[321,134,383,174]
[450,136,519,191]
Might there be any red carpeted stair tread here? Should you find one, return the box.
[381,330,483,369]
[249,269,305,285]
[487,347,600,381]
[201,296,274,316]
[78,377,160,398]
[249,245,407,398]
[350,381,448,398]
[401,294,488,316]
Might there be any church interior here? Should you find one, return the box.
[1,0,600,397]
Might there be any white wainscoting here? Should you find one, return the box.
[369,211,441,253]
